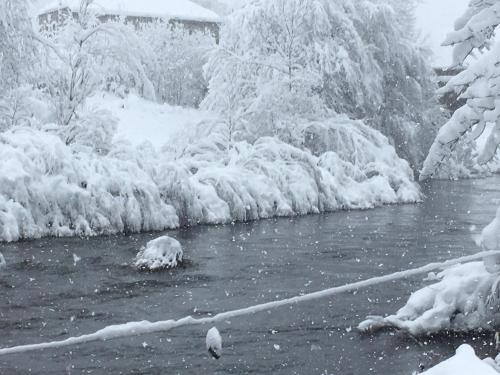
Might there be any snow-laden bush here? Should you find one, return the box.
[59,109,118,153]
[0,115,420,242]
[359,208,500,336]
[135,236,183,271]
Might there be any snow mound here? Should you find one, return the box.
[135,236,183,271]
[206,327,222,359]
[358,261,499,335]
[422,345,499,375]
[0,113,420,242]
[38,0,221,22]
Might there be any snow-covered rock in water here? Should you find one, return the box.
[206,327,222,359]
[0,252,6,269]
[421,345,499,375]
[358,261,499,335]
[135,236,183,271]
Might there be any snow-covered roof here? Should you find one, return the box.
[38,0,221,23]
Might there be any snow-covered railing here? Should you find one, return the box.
[1,251,499,356]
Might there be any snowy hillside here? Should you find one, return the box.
[86,93,216,148]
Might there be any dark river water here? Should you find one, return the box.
[1,177,500,375]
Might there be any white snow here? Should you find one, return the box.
[38,0,221,22]
[422,345,499,375]
[482,207,500,252]
[0,252,6,269]
[358,261,498,335]
[86,93,215,148]
[72,253,81,266]
[206,327,222,359]
[135,236,183,271]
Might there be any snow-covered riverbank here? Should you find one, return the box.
[0,94,420,242]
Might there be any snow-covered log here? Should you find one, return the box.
[358,261,498,335]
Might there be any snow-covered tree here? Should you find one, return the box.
[202,0,439,167]
[137,22,216,107]
[202,0,332,142]
[0,0,38,129]
[356,0,440,168]
[38,0,155,127]
[420,0,500,179]
[360,0,500,339]
[0,0,34,90]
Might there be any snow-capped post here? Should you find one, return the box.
[206,327,222,359]
[0,252,6,269]
[0,251,498,356]
[135,236,183,271]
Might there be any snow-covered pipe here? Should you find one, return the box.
[0,250,499,356]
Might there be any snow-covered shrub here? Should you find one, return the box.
[59,109,118,153]
[135,236,183,271]
[0,128,178,242]
[202,0,439,169]
[0,114,420,242]
[137,22,215,107]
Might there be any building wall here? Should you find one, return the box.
[38,8,220,42]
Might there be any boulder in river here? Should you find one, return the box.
[134,236,183,271]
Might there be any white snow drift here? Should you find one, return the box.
[360,208,500,336]
[422,345,500,375]
[358,261,498,335]
[0,113,420,242]
[135,236,183,271]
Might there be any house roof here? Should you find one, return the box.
[38,0,221,23]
